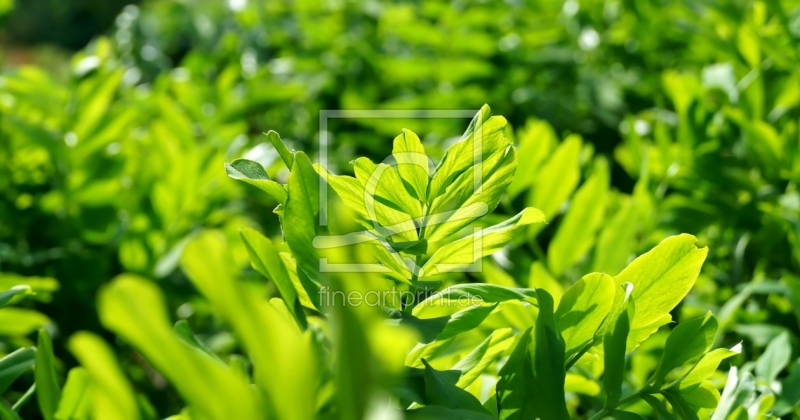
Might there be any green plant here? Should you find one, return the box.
[21,106,733,419]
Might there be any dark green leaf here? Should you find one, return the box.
[36,328,62,420]
[650,312,718,388]
[529,289,569,420]
[0,348,35,395]
[496,328,535,419]
[604,283,634,409]
[421,359,491,415]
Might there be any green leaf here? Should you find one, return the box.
[677,380,720,408]
[452,328,514,388]
[428,105,509,201]
[225,158,288,204]
[97,274,264,419]
[392,128,430,201]
[528,134,582,223]
[496,328,535,419]
[641,394,677,420]
[612,410,647,420]
[312,230,413,282]
[528,262,564,304]
[321,168,418,241]
[36,329,62,420]
[279,253,321,310]
[592,197,638,275]
[0,401,22,420]
[612,234,708,349]
[548,158,609,275]
[507,119,557,199]
[673,344,740,389]
[529,289,569,420]
[402,304,499,368]
[421,359,491,415]
[266,130,294,169]
[413,284,537,316]
[354,157,422,220]
[564,373,600,396]
[405,405,496,420]
[68,332,140,420]
[650,312,718,388]
[662,390,701,420]
[54,367,91,420]
[425,146,517,242]
[240,227,307,326]
[285,151,322,280]
[555,272,615,362]
[181,232,317,420]
[0,308,50,336]
[755,331,791,382]
[780,359,800,409]
[604,283,634,409]
[0,285,32,309]
[0,348,35,394]
[391,303,497,346]
[173,320,223,363]
[710,367,747,420]
[421,208,545,277]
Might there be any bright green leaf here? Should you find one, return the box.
[68,332,140,420]
[555,272,615,362]
[422,207,545,277]
[392,128,429,202]
[612,234,708,349]
[54,368,91,420]
[528,134,582,224]
[548,158,609,275]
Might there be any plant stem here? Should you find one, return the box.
[528,238,547,262]
[587,391,644,420]
[564,338,594,371]
[11,383,36,412]
[404,254,424,313]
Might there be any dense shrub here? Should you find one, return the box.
[0,0,799,418]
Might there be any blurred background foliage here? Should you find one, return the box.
[1,0,800,417]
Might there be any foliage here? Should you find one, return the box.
[0,0,799,418]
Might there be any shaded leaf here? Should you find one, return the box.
[604,283,634,409]
[35,329,62,420]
